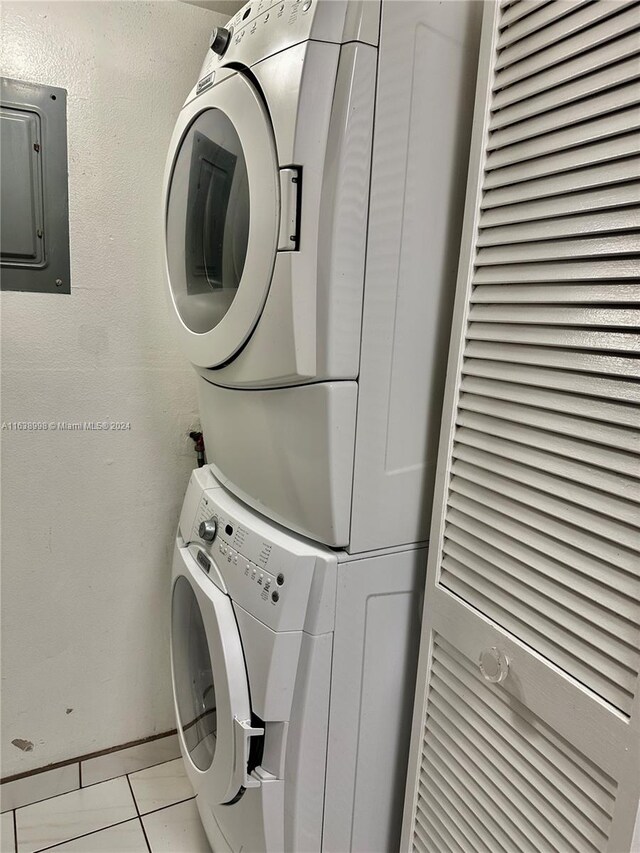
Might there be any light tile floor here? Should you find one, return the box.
[1,759,210,853]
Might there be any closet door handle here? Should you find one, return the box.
[479,647,510,684]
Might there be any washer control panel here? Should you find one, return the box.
[186,481,334,634]
[216,538,282,606]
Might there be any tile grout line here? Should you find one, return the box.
[80,754,182,791]
[4,755,181,813]
[139,794,197,820]
[125,774,152,853]
[31,816,142,853]
[9,764,195,853]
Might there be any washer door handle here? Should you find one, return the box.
[229,717,264,796]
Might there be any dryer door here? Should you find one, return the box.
[170,542,263,804]
[164,72,280,368]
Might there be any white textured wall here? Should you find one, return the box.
[0,0,225,778]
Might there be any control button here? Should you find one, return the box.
[209,26,231,55]
[199,518,217,542]
[234,555,238,564]
[264,13,269,20]
[271,590,280,603]
[302,0,311,9]
[277,573,285,586]
[251,568,257,580]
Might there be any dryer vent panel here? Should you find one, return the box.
[1,77,71,294]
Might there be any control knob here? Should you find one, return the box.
[199,518,218,542]
[209,26,231,56]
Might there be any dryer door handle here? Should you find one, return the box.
[230,717,265,793]
[277,167,300,251]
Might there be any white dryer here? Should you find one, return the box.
[163,0,482,550]
[171,466,425,852]
[163,0,377,383]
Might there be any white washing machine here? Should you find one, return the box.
[163,0,482,550]
[171,466,425,852]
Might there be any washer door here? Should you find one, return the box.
[170,543,260,804]
[164,72,279,368]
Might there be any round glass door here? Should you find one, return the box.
[171,576,217,771]
[166,110,250,335]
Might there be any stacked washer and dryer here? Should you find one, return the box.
[163,1,481,850]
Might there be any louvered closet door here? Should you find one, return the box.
[402,2,640,851]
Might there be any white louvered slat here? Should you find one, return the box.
[419,766,496,853]
[480,183,640,226]
[483,134,640,190]
[428,684,610,847]
[460,374,640,428]
[471,282,640,303]
[482,157,640,207]
[499,0,554,27]
[491,56,640,130]
[411,817,430,853]
[484,108,640,170]
[442,546,638,682]
[453,434,640,507]
[430,643,617,812]
[467,322,639,352]
[449,477,639,577]
[497,1,590,49]
[424,734,541,852]
[457,415,640,484]
[492,30,640,110]
[493,5,640,89]
[476,234,640,263]
[446,504,640,627]
[495,1,637,71]
[458,392,639,453]
[462,359,640,404]
[403,4,640,851]
[411,636,619,853]
[446,500,639,617]
[478,207,640,244]
[453,448,638,525]
[464,340,640,379]
[438,571,635,718]
[415,800,451,853]
[473,259,638,281]
[468,303,640,326]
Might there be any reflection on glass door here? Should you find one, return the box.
[166,109,250,335]
[171,576,217,771]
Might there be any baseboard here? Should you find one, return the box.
[1,728,177,785]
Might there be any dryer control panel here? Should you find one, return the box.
[195,0,379,94]
[181,468,336,635]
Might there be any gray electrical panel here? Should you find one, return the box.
[1,77,71,293]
